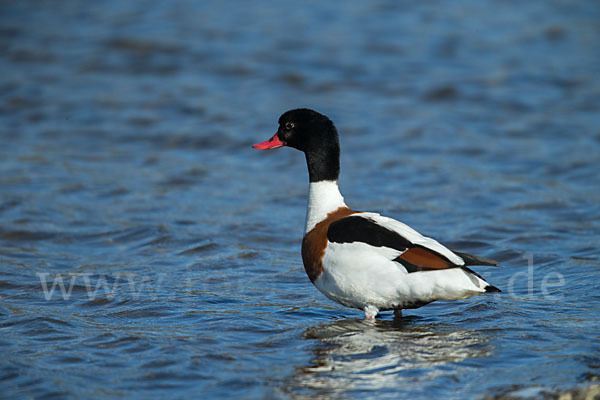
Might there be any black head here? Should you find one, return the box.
[276,108,338,152]
[253,108,341,182]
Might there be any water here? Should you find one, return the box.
[1,1,599,398]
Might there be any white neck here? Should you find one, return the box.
[305,180,347,233]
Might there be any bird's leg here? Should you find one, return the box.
[394,309,403,319]
[364,305,379,320]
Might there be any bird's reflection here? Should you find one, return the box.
[288,317,493,397]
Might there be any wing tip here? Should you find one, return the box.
[484,285,501,293]
[454,250,499,267]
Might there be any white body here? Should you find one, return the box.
[305,180,491,317]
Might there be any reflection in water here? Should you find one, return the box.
[290,318,492,397]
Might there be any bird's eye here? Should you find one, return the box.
[285,122,295,130]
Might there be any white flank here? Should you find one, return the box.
[305,180,347,233]
[314,241,488,311]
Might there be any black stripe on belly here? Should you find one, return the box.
[327,216,412,252]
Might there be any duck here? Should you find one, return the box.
[253,108,500,320]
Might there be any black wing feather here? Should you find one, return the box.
[327,216,500,278]
[327,216,413,251]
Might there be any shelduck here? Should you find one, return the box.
[253,108,500,320]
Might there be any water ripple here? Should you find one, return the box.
[1,0,599,399]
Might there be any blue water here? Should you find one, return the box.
[1,1,599,398]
